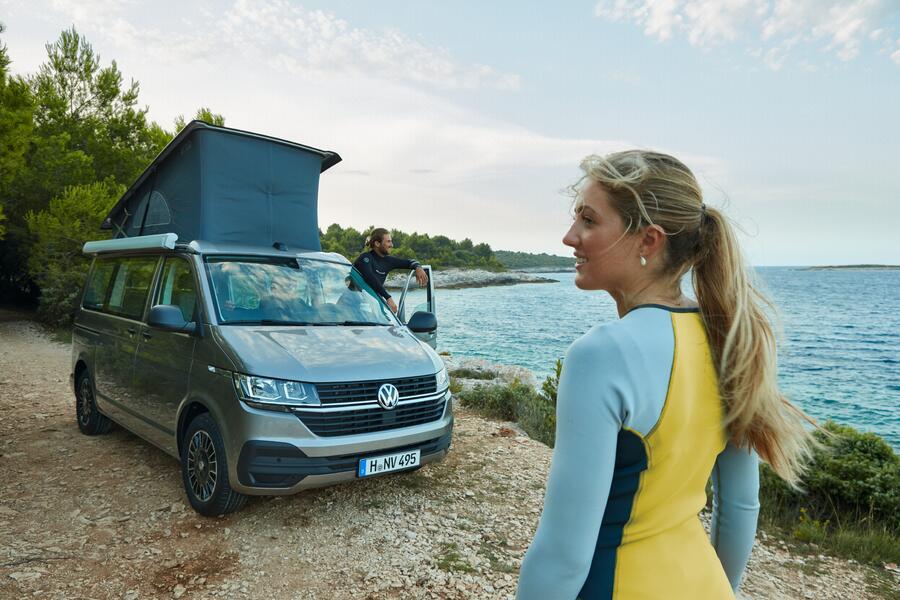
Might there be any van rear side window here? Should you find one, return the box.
[82,258,117,311]
[105,257,158,319]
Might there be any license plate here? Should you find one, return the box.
[358,449,421,477]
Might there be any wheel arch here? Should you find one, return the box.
[177,401,211,456]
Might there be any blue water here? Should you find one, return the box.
[433,268,899,449]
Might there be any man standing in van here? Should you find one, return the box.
[353,228,428,314]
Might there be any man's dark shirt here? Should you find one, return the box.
[352,250,420,300]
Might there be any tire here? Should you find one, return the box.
[75,370,113,435]
[180,413,247,516]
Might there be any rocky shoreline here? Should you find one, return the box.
[385,269,557,290]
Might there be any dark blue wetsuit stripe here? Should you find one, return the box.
[578,429,648,600]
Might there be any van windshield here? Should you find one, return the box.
[205,256,396,326]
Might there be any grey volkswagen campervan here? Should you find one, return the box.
[71,122,452,516]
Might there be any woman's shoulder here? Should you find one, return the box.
[573,309,674,356]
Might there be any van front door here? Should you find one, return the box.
[132,256,198,454]
[397,265,437,348]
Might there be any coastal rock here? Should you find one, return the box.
[385,268,556,290]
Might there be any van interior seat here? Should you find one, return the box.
[121,287,148,317]
[171,272,196,321]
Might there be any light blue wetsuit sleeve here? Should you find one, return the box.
[517,331,625,600]
[710,442,760,591]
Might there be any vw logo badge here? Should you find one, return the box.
[377,383,400,410]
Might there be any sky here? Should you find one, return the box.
[1,0,899,265]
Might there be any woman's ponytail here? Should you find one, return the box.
[694,208,816,485]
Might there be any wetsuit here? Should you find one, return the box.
[352,250,421,301]
[517,305,760,600]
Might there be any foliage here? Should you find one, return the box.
[25,180,123,325]
[175,107,225,132]
[27,27,166,202]
[759,421,900,565]
[320,223,506,271]
[540,359,563,407]
[458,376,557,447]
[449,367,498,380]
[0,23,35,251]
[0,26,225,310]
[494,250,573,270]
[760,421,899,532]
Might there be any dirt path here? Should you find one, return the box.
[0,310,893,599]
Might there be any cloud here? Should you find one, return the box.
[38,0,520,91]
[594,0,900,68]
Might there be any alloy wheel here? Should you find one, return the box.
[187,430,218,502]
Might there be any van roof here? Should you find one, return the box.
[187,240,351,265]
[100,120,341,252]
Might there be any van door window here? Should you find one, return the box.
[155,258,197,322]
[105,256,159,320]
[82,258,117,311]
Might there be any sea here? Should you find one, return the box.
[427,268,899,450]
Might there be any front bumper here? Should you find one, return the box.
[234,425,452,494]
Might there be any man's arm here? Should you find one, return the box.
[383,256,427,286]
[382,256,421,271]
[710,442,760,592]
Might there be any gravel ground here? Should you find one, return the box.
[0,310,895,599]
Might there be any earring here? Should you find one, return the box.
[640,256,647,267]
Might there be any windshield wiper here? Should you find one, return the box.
[225,319,315,326]
[309,321,389,326]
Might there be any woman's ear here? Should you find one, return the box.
[640,224,667,260]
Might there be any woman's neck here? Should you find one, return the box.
[610,279,692,318]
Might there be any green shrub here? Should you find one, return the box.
[540,359,562,407]
[759,421,900,565]
[760,421,899,532]
[458,373,557,447]
[450,367,498,380]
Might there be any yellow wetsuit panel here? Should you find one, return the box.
[612,312,732,599]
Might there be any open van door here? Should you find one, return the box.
[397,265,436,349]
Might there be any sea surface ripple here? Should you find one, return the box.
[428,268,899,449]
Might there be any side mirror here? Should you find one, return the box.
[148,304,197,334]
[407,311,437,333]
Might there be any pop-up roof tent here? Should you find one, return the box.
[102,120,341,251]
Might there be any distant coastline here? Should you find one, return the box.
[386,268,558,290]
[804,264,900,271]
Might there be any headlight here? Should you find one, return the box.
[435,366,449,391]
[233,373,320,410]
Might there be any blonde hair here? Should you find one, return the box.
[578,150,815,485]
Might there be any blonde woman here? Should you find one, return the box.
[516,151,814,599]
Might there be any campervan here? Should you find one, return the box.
[71,122,452,516]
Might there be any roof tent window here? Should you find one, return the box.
[128,191,171,232]
[145,191,171,226]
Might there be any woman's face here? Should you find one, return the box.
[562,180,640,291]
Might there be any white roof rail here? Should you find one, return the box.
[83,233,179,255]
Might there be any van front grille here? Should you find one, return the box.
[315,375,437,405]
[294,396,446,437]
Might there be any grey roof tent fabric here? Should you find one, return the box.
[102,121,341,251]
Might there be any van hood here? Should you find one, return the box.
[212,324,441,382]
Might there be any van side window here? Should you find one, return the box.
[105,257,159,320]
[156,258,197,322]
[82,258,117,311]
